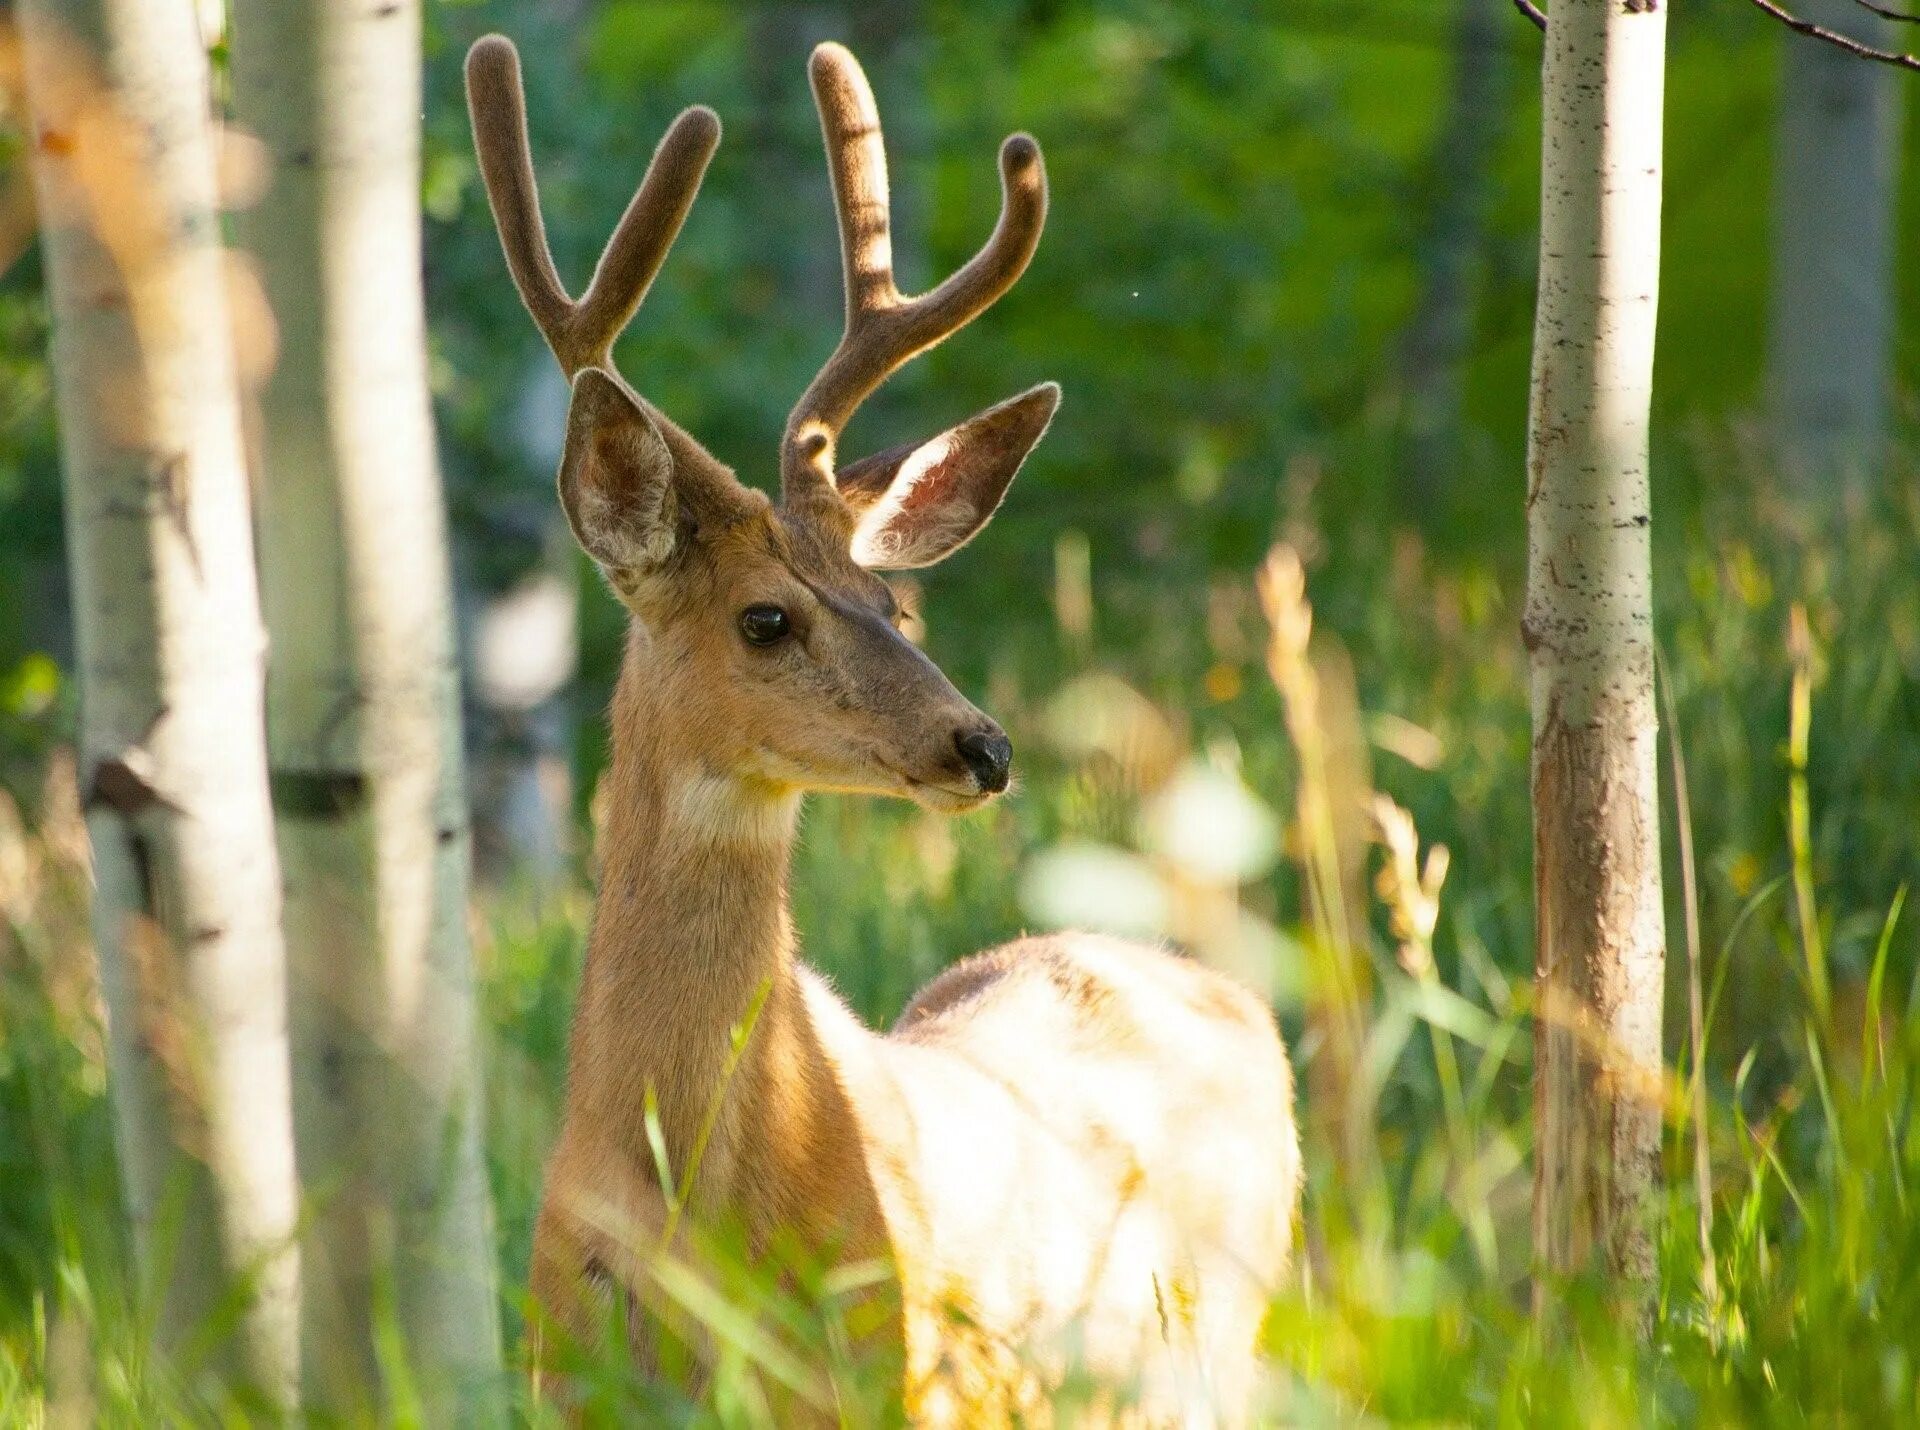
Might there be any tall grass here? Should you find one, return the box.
[2,461,1918,1421]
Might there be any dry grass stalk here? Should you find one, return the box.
[1258,544,1373,1182]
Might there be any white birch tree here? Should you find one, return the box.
[1767,0,1905,489]
[1523,0,1669,1297]
[16,0,300,1399]
[229,0,501,1411]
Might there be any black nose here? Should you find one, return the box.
[954,729,1013,794]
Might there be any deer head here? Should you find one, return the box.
[465,36,1054,811]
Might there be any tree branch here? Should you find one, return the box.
[1516,0,1920,63]
[1747,0,1920,67]
[1852,0,1920,24]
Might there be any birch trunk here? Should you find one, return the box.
[468,359,576,886]
[1767,0,1903,490]
[229,0,501,1411]
[17,0,299,1399]
[1400,0,1509,514]
[1523,0,1668,1300]
[467,555,577,886]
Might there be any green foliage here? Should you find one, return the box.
[4,448,1918,1419]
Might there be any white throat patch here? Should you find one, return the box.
[668,773,801,847]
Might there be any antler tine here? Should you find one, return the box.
[572,105,721,370]
[465,37,572,344]
[809,40,899,320]
[465,34,721,377]
[783,42,1048,502]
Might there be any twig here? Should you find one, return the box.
[1853,0,1920,25]
[1519,0,1920,64]
[1747,0,1920,69]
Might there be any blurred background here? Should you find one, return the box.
[5,1,1911,822]
[3,0,1918,1417]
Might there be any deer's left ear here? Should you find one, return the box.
[836,383,1059,570]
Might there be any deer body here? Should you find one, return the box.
[467,36,1299,1422]
[537,636,1297,1420]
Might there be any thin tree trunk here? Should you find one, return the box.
[467,553,577,885]
[230,0,501,1412]
[1767,0,1903,491]
[1524,0,1668,1303]
[17,0,299,1399]
[467,357,576,886]
[751,3,848,333]
[1399,0,1509,515]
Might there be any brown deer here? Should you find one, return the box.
[465,34,1299,1425]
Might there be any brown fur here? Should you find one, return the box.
[467,34,1302,1424]
[533,552,1301,1422]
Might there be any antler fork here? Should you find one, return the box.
[465,35,719,380]
[468,35,1049,524]
[782,44,1048,506]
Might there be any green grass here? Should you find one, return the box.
[2,453,1919,1423]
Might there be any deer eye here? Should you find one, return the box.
[738,605,792,647]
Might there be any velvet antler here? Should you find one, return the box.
[782,43,1048,506]
[464,34,720,378]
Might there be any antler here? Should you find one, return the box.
[464,34,720,378]
[783,43,1048,505]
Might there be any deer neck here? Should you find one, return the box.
[568,631,808,1189]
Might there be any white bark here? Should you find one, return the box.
[17,0,299,1399]
[1767,0,1904,489]
[1523,0,1668,1297]
[468,360,575,885]
[469,564,576,884]
[230,0,501,1411]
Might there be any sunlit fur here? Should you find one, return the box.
[529,461,1301,1424]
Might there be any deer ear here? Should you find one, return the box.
[837,383,1059,570]
[558,368,679,573]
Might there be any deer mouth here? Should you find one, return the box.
[884,762,995,813]
[912,782,994,814]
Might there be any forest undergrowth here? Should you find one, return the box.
[2,450,1918,1424]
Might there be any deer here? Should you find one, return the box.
[464,33,1300,1425]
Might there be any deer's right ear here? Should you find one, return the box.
[558,368,680,574]
[835,383,1059,570]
